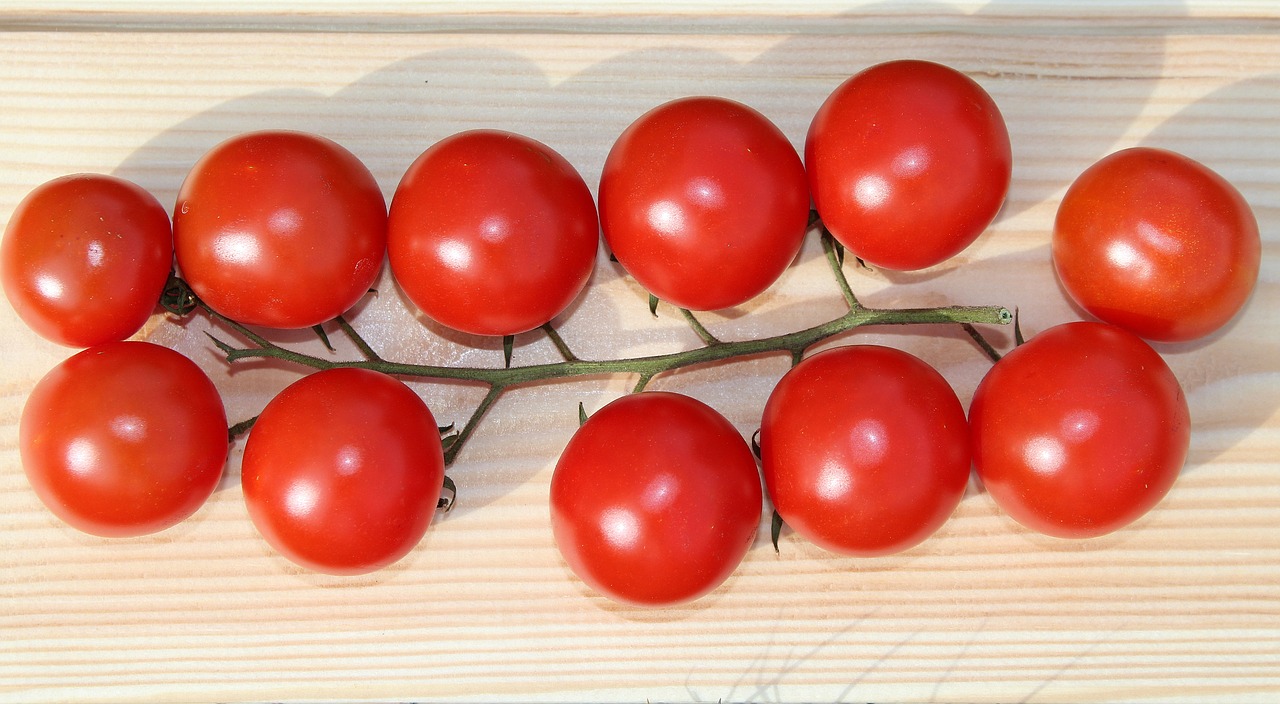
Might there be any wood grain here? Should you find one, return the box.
[1,5,1277,702]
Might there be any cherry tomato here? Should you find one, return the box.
[550,392,763,606]
[172,130,387,329]
[969,321,1190,539]
[2,174,173,347]
[19,341,227,537]
[388,130,599,336]
[241,368,444,575]
[1053,147,1260,342]
[598,96,810,311]
[806,60,1012,270]
[760,345,970,556]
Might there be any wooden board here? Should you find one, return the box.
[1,3,1277,702]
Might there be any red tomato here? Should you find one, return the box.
[550,392,763,606]
[388,130,599,336]
[172,130,387,329]
[598,96,810,311]
[969,321,1190,539]
[241,368,444,575]
[2,174,173,347]
[760,345,971,556]
[1053,147,1260,342]
[806,60,1012,270]
[19,341,227,537]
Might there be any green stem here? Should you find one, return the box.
[679,308,721,346]
[820,230,859,310]
[170,239,1012,464]
[228,416,257,442]
[208,303,1010,388]
[444,384,503,466]
[336,315,383,362]
[633,372,655,393]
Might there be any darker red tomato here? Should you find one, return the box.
[806,60,1012,270]
[760,345,971,556]
[172,130,387,329]
[550,392,763,606]
[241,368,444,575]
[19,341,228,537]
[598,96,810,311]
[1053,147,1260,342]
[388,130,599,336]
[2,174,173,347]
[969,321,1190,539]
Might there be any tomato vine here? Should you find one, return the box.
[164,222,1011,468]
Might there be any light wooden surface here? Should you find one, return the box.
[1,3,1278,702]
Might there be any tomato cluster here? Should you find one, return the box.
[2,59,1260,602]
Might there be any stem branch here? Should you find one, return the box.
[336,315,384,362]
[679,308,721,346]
[444,384,503,466]
[165,245,1011,464]
[820,231,859,310]
[209,303,1009,389]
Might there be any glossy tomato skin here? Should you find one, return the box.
[1053,147,1260,342]
[241,368,444,575]
[806,60,1012,271]
[173,130,387,329]
[19,341,228,537]
[969,322,1190,539]
[598,96,810,311]
[760,345,971,556]
[550,392,763,606]
[2,174,173,347]
[388,130,599,336]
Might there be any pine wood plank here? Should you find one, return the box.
[0,10,1277,703]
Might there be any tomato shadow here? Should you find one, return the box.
[551,551,742,623]
[553,508,841,624]
[110,47,597,508]
[391,246,606,365]
[111,1,1185,516]
[1138,73,1280,469]
[1023,72,1280,475]
[778,1,1175,227]
[112,46,570,205]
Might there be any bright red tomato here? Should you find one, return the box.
[172,130,387,329]
[1053,147,1260,342]
[760,345,970,556]
[806,60,1012,270]
[969,321,1190,539]
[241,368,444,575]
[388,130,599,336]
[550,392,763,606]
[598,96,810,311]
[19,341,227,537]
[2,174,173,347]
